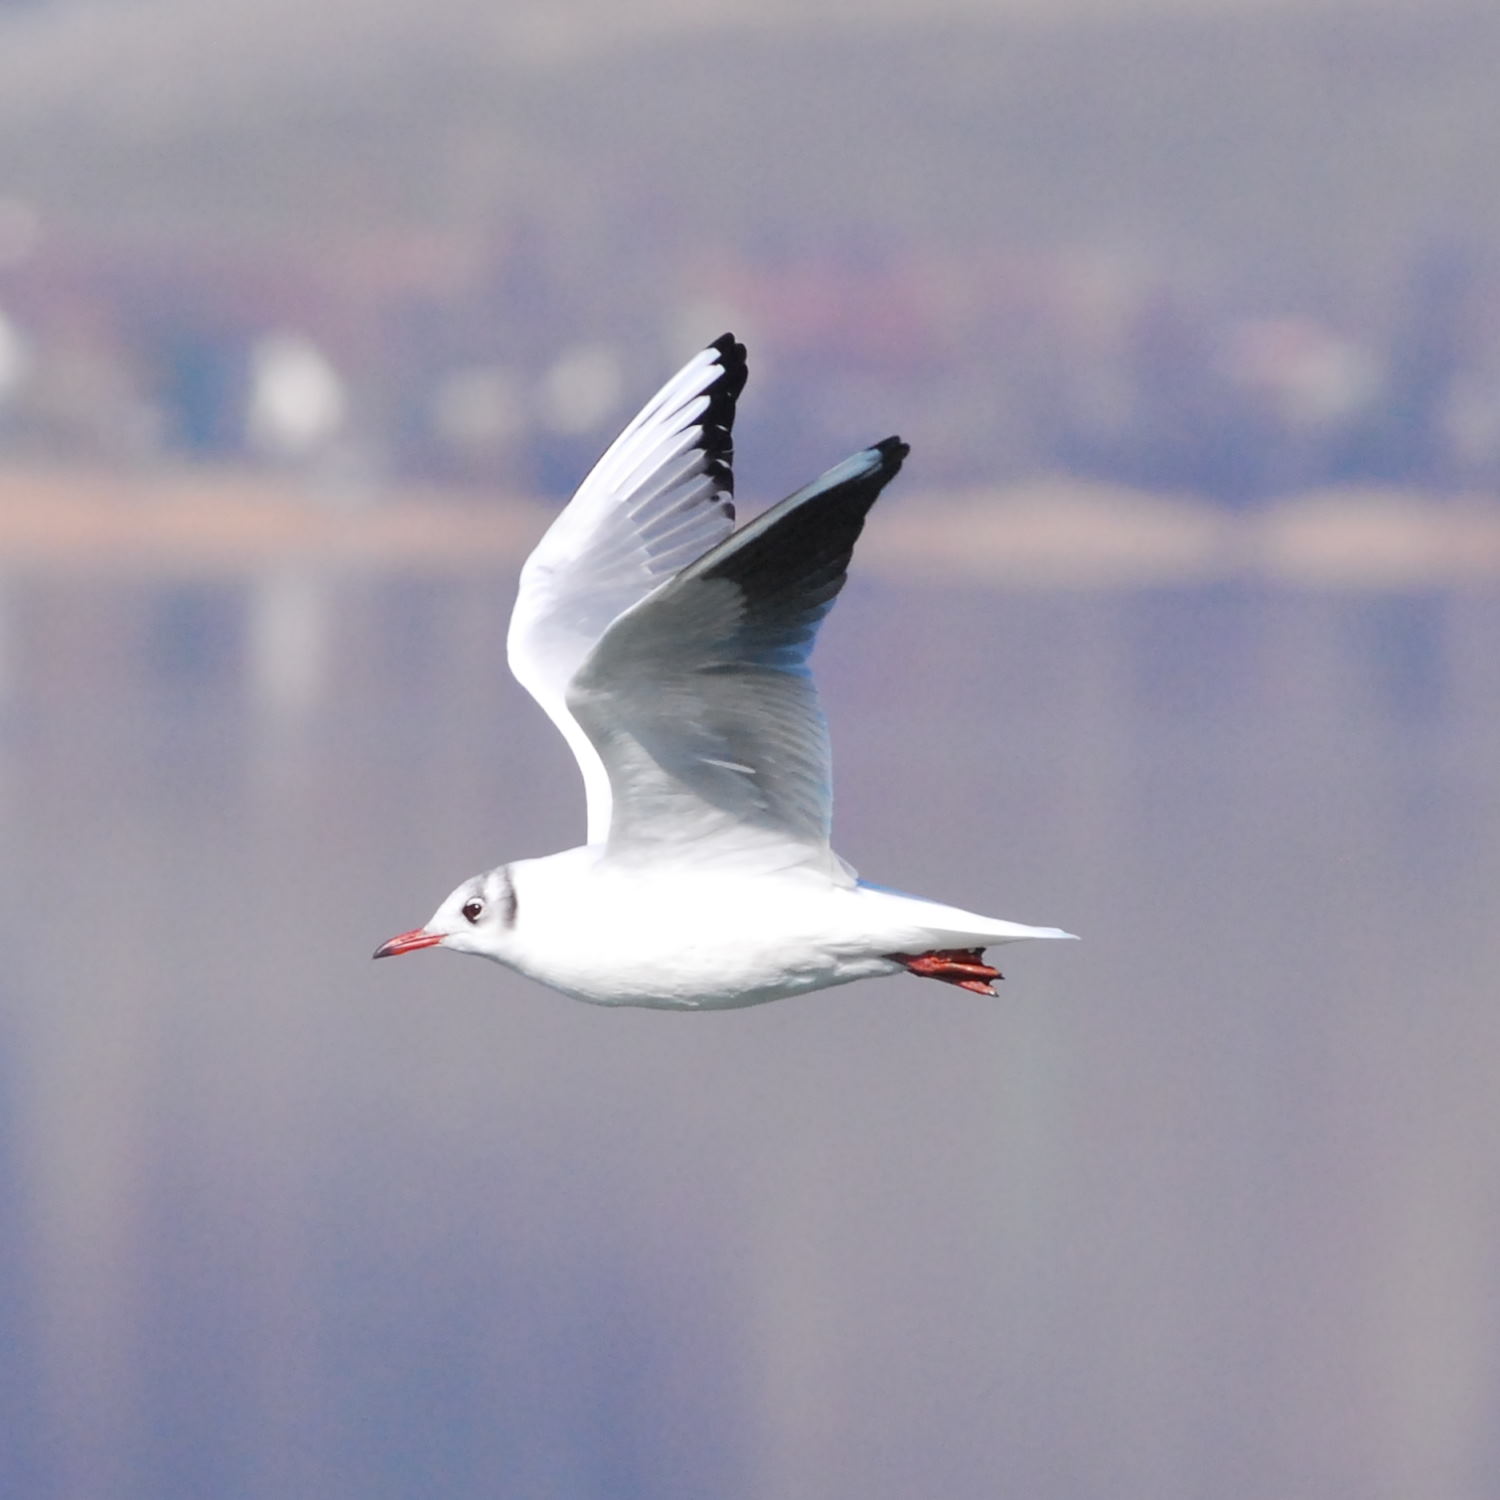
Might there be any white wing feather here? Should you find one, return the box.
[506,336,746,842]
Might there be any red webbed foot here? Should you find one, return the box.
[887,947,1003,996]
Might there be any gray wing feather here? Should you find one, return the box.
[567,438,908,870]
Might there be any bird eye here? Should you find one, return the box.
[462,899,484,924]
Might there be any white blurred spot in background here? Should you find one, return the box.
[539,342,622,436]
[1220,317,1378,431]
[669,298,751,365]
[431,363,523,463]
[0,305,31,410]
[245,330,347,462]
[248,567,328,721]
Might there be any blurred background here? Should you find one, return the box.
[3,0,1500,1496]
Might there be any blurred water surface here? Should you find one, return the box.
[2,561,1498,1499]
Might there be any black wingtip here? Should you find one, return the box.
[707,333,748,398]
[700,335,749,503]
[839,436,909,487]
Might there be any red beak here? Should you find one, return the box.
[372,928,443,960]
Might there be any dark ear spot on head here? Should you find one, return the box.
[499,868,518,928]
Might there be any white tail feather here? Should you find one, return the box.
[857,881,1078,949]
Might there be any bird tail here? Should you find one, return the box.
[857,880,1078,949]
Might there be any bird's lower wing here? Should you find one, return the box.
[566,439,908,875]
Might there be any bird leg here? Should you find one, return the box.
[887,948,1003,996]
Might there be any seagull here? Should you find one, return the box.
[374,335,1075,1009]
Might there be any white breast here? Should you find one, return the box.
[502,850,897,1010]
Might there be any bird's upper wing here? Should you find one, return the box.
[565,438,908,876]
[507,336,747,842]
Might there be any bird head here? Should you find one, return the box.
[373,865,516,963]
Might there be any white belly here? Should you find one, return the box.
[503,860,899,1010]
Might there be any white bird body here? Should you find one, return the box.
[489,852,888,1010]
[375,336,1074,1006]
[438,850,1065,1010]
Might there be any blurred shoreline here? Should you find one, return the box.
[3,463,1499,588]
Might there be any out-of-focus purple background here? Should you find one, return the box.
[3,3,1500,1497]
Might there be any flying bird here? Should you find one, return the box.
[374,336,1074,1008]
